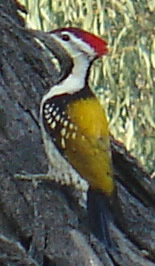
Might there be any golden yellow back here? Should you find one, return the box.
[66,97,114,195]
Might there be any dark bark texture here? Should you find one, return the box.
[0,1,155,265]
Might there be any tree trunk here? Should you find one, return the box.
[0,1,154,265]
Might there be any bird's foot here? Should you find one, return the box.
[14,172,51,187]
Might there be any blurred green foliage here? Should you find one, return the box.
[19,0,155,176]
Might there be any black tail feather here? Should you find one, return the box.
[87,188,115,249]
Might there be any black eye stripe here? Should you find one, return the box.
[61,34,70,41]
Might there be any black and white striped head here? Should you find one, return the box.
[49,27,108,62]
[44,27,109,97]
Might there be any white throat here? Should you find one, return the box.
[42,54,90,104]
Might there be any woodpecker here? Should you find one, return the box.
[40,27,117,248]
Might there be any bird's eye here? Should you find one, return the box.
[61,34,70,41]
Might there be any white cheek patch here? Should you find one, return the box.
[41,48,90,101]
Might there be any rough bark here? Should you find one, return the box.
[0,1,155,265]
